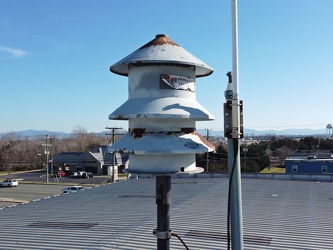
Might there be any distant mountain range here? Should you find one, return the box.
[0,130,71,139]
[197,128,328,137]
[0,128,329,139]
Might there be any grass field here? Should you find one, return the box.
[260,167,285,174]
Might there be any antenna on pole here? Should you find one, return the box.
[223,0,244,249]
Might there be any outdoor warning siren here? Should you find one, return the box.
[108,34,215,174]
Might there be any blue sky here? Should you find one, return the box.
[1,0,333,134]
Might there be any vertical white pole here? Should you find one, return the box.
[232,0,239,98]
[229,0,244,249]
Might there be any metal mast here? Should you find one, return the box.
[224,0,244,249]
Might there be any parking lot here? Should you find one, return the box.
[1,170,114,185]
[0,183,68,201]
[0,171,121,208]
[0,183,70,208]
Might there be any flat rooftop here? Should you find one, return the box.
[0,177,332,249]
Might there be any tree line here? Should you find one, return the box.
[197,135,333,173]
[0,126,111,172]
[197,140,270,173]
[269,136,333,151]
[1,127,331,174]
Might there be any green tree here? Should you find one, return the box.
[318,138,333,150]
[298,137,319,150]
[245,142,271,172]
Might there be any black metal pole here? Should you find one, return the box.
[156,175,171,250]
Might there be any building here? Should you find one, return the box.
[52,146,128,175]
[1,176,333,249]
[52,152,85,174]
[285,157,333,174]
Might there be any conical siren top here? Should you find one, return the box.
[110,34,213,77]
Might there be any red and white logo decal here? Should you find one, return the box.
[160,75,195,92]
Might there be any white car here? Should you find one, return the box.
[0,179,18,187]
[62,186,84,194]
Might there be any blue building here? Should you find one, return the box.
[285,158,333,174]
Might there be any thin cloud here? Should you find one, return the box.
[0,45,28,59]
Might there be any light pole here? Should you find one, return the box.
[42,135,52,183]
[105,126,122,183]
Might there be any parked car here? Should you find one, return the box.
[82,172,94,178]
[62,185,84,194]
[0,179,18,187]
[53,170,66,177]
[70,172,80,178]
[71,171,86,178]
[71,171,93,178]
